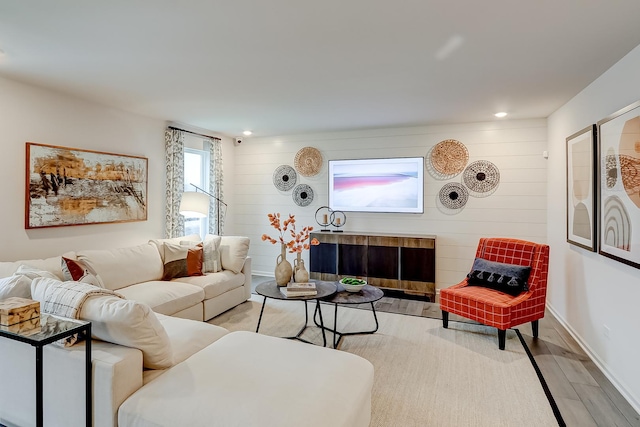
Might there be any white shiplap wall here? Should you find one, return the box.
[232,119,547,292]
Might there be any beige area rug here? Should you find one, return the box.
[210,296,560,427]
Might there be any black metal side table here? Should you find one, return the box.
[255,280,337,347]
[0,314,92,427]
[315,283,384,348]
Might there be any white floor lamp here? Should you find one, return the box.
[179,183,227,235]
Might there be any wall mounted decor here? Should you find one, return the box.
[462,160,500,197]
[597,100,640,268]
[438,182,469,210]
[315,206,332,231]
[294,147,323,177]
[292,184,314,207]
[427,139,468,179]
[26,142,148,229]
[566,125,597,251]
[273,165,297,191]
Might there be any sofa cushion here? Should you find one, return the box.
[174,270,245,299]
[161,242,203,280]
[118,331,374,427]
[77,243,163,291]
[30,277,174,369]
[155,313,229,365]
[0,275,32,299]
[61,257,105,288]
[116,281,205,316]
[219,236,250,274]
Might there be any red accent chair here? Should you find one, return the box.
[439,238,550,350]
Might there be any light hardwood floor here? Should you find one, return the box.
[251,276,640,427]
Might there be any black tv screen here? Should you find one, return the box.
[328,157,424,213]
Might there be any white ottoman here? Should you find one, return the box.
[118,331,374,427]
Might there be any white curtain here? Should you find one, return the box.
[204,137,224,235]
[164,128,185,238]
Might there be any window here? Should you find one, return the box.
[183,148,210,238]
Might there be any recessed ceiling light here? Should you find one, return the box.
[494,112,508,118]
[242,130,252,136]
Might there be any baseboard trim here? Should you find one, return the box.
[546,303,640,416]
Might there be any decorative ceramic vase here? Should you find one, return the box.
[293,252,309,283]
[274,244,292,286]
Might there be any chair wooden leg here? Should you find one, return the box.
[498,329,506,350]
[442,311,449,328]
[532,320,539,338]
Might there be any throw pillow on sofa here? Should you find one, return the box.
[0,275,32,299]
[61,257,105,288]
[31,277,175,369]
[466,258,531,296]
[14,264,60,281]
[162,242,204,280]
[181,235,222,273]
[220,236,250,274]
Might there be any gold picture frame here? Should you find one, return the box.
[25,142,148,229]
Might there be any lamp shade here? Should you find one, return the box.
[179,191,209,218]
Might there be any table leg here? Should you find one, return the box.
[256,296,268,333]
[316,300,327,347]
[85,324,92,427]
[35,345,43,427]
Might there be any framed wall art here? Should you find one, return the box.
[26,142,148,229]
[566,124,597,251]
[597,100,640,268]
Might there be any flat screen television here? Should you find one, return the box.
[328,157,424,213]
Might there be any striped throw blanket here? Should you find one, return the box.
[35,280,123,346]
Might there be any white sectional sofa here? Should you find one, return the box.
[0,236,375,427]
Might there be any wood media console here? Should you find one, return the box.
[309,231,436,301]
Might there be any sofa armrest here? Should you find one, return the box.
[0,338,143,427]
[241,256,252,300]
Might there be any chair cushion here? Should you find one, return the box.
[466,258,530,296]
[116,281,204,316]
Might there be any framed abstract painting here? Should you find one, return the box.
[26,142,148,229]
[597,100,640,269]
[566,124,597,251]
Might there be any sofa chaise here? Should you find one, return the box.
[0,236,374,427]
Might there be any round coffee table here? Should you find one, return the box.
[314,283,384,348]
[255,280,337,347]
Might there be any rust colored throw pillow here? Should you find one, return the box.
[162,242,203,280]
[61,257,105,288]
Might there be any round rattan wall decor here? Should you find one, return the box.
[273,165,297,191]
[293,184,314,207]
[439,182,469,210]
[462,160,500,196]
[294,147,323,177]
[428,139,469,178]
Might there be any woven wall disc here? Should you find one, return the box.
[293,184,314,207]
[439,182,469,210]
[294,147,323,177]
[273,165,297,191]
[462,160,500,194]
[429,139,469,176]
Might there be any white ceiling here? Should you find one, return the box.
[2,1,640,138]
